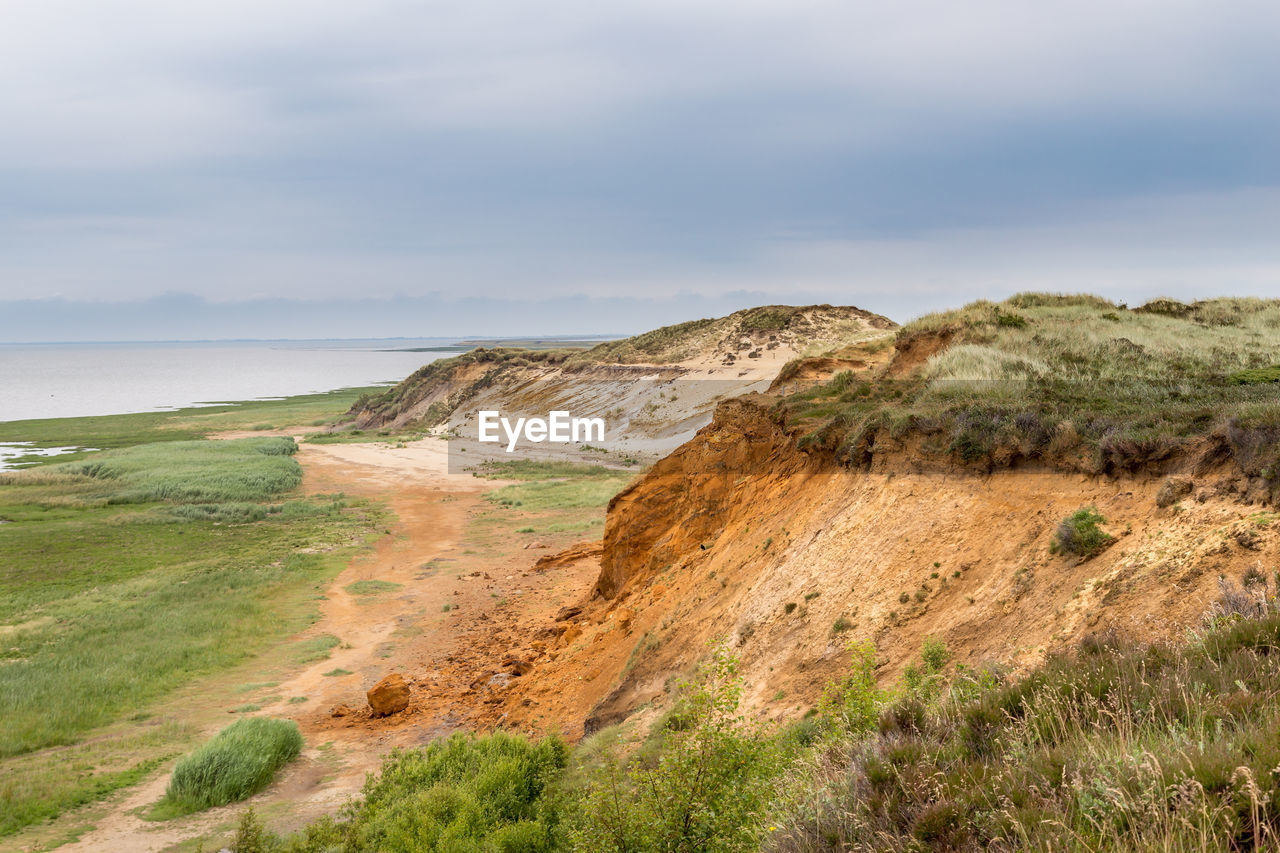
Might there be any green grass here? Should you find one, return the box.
[0,722,189,837]
[229,731,567,852]
[1229,365,1280,385]
[483,463,634,512]
[34,436,302,504]
[0,503,369,764]
[344,580,403,596]
[0,386,382,461]
[1052,505,1115,558]
[218,584,1280,853]
[157,718,303,816]
[474,459,629,481]
[0,389,388,838]
[292,635,342,664]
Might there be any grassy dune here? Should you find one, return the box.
[785,295,1280,490]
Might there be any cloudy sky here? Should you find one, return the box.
[2,0,1279,340]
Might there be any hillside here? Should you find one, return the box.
[339,305,895,463]
[453,295,1280,740]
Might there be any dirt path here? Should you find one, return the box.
[57,438,540,852]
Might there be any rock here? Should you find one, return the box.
[367,673,411,717]
[1156,477,1193,508]
[330,704,354,718]
[554,605,583,621]
[559,624,583,646]
[502,656,534,676]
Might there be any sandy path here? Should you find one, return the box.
[57,438,505,852]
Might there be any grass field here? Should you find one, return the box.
[0,391,387,839]
[471,460,635,541]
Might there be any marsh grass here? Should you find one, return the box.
[47,436,301,504]
[0,389,390,839]
[157,717,302,816]
[0,479,379,837]
[0,386,381,460]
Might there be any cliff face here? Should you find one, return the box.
[473,387,1278,738]
[384,296,1280,741]
[596,397,810,599]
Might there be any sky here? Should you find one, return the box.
[2,0,1279,340]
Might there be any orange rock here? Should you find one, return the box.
[367,673,411,717]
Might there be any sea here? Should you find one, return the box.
[0,338,458,424]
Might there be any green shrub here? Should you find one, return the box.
[571,645,781,853]
[248,731,567,852]
[817,640,885,736]
[161,718,301,814]
[1052,506,1114,558]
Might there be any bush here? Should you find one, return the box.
[1052,506,1114,558]
[162,718,302,813]
[571,645,781,853]
[817,640,884,736]
[235,731,567,852]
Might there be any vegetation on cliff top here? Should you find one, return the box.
[782,294,1280,499]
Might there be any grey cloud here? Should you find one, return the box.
[1,0,1279,324]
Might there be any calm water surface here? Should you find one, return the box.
[0,339,454,423]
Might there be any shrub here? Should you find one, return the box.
[162,717,302,813]
[238,731,568,852]
[1052,506,1114,558]
[571,645,781,853]
[816,640,884,736]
